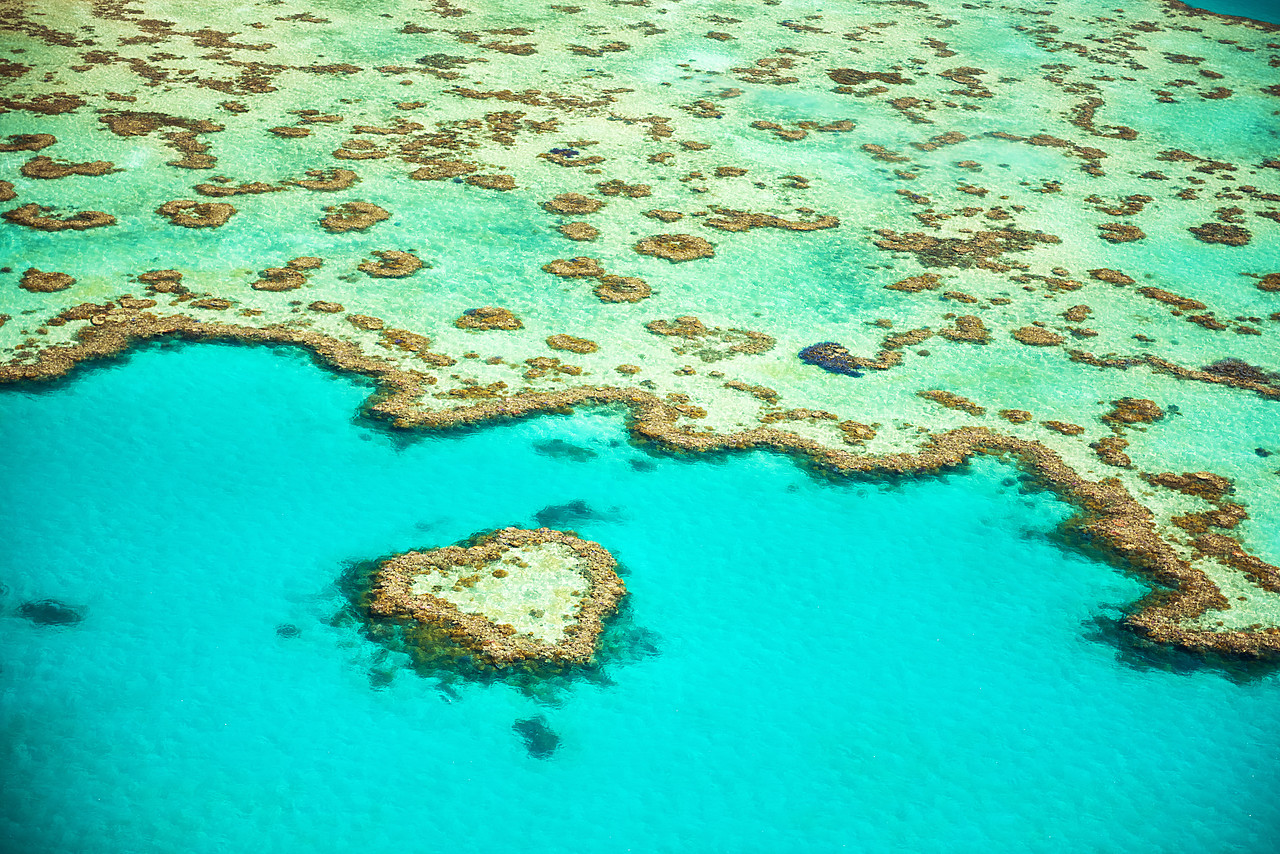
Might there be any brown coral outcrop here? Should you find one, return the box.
[3,204,116,231]
[596,179,650,197]
[320,201,389,232]
[348,314,385,331]
[1089,268,1134,285]
[18,268,75,292]
[252,268,307,291]
[358,251,424,278]
[886,273,941,292]
[646,316,774,358]
[1097,223,1145,243]
[1042,420,1085,436]
[543,257,605,278]
[1137,287,1206,310]
[194,181,282,197]
[1144,471,1232,500]
[290,168,359,191]
[157,200,235,228]
[559,222,599,241]
[1092,436,1132,468]
[939,315,989,343]
[633,233,715,262]
[20,156,117,179]
[1189,222,1251,245]
[1012,326,1065,346]
[873,228,1059,270]
[701,208,839,232]
[137,270,185,294]
[547,334,598,354]
[455,306,522,330]
[918,389,985,416]
[1103,397,1164,425]
[410,160,477,181]
[0,133,56,152]
[542,193,604,214]
[465,174,515,190]
[593,275,651,303]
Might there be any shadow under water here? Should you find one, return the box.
[18,599,85,627]
[512,715,560,759]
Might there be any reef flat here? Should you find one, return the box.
[369,526,626,665]
[1,0,1278,655]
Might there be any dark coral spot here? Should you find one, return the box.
[798,342,864,377]
[534,499,598,528]
[513,716,560,759]
[19,598,84,626]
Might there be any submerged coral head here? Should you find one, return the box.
[799,342,865,377]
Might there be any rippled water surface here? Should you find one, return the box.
[1,343,1278,853]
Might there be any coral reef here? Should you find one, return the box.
[547,334,598,354]
[1012,326,1065,346]
[18,268,75,292]
[559,222,598,241]
[358,251,424,278]
[542,193,603,214]
[20,156,117,178]
[593,275,650,303]
[320,201,389,232]
[1,317,1278,657]
[156,200,235,228]
[368,526,626,665]
[3,204,115,230]
[633,233,715,262]
[455,306,522,330]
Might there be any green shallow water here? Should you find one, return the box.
[1,342,1278,853]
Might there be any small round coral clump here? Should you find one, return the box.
[633,233,715,262]
[455,306,523,330]
[19,268,75,292]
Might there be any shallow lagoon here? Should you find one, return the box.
[1,343,1278,853]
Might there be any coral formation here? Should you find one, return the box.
[593,275,651,303]
[633,234,715,262]
[3,204,115,231]
[156,200,235,228]
[547,334,598,354]
[358,251,424,278]
[368,526,626,666]
[455,306,522,330]
[542,193,603,214]
[2,317,1278,658]
[20,156,117,179]
[1012,326,1065,346]
[559,222,598,241]
[18,268,75,292]
[320,201,389,232]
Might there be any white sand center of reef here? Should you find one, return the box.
[409,543,589,643]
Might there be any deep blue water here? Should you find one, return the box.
[1,343,1278,853]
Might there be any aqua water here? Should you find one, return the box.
[1,343,1277,853]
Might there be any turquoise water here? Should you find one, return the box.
[1186,0,1279,23]
[2,343,1278,853]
